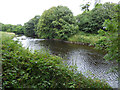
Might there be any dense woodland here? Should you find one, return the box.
[1,2,119,88]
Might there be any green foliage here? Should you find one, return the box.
[76,2,118,33]
[0,23,3,31]
[2,24,13,32]
[1,31,111,88]
[96,3,119,62]
[95,3,102,8]
[68,31,103,45]
[24,15,40,37]
[96,19,119,62]
[1,24,24,34]
[37,6,79,40]
[2,32,72,88]
[12,24,24,34]
[80,2,90,12]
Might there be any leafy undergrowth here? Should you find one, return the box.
[68,31,103,46]
[1,32,111,88]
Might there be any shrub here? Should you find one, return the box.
[1,32,111,88]
[37,6,79,40]
[76,2,118,33]
[24,15,40,37]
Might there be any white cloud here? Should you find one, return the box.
[0,0,119,25]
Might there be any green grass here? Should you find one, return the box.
[1,31,111,88]
[68,31,103,46]
[0,31,15,38]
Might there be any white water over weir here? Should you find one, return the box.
[13,35,118,88]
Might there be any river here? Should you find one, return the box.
[13,35,118,88]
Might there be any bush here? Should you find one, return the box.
[76,2,118,33]
[1,32,111,88]
[96,19,119,62]
[37,6,79,40]
[96,4,119,62]
[68,31,103,45]
[2,32,73,88]
[24,15,40,37]
[1,24,24,34]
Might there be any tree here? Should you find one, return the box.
[37,6,79,40]
[96,4,119,62]
[0,23,3,31]
[12,24,24,34]
[1,23,24,34]
[24,15,40,37]
[80,2,90,12]
[94,0,101,7]
[76,2,117,33]
[2,24,13,32]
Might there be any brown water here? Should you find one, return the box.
[13,36,118,88]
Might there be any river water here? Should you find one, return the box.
[13,35,118,88]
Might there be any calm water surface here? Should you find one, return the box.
[13,36,118,88]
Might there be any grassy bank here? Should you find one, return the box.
[1,31,111,88]
[68,31,103,46]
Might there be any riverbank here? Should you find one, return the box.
[1,31,111,88]
[45,31,103,47]
[68,31,103,47]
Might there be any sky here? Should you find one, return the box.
[0,0,119,25]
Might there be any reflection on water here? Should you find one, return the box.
[13,36,118,88]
